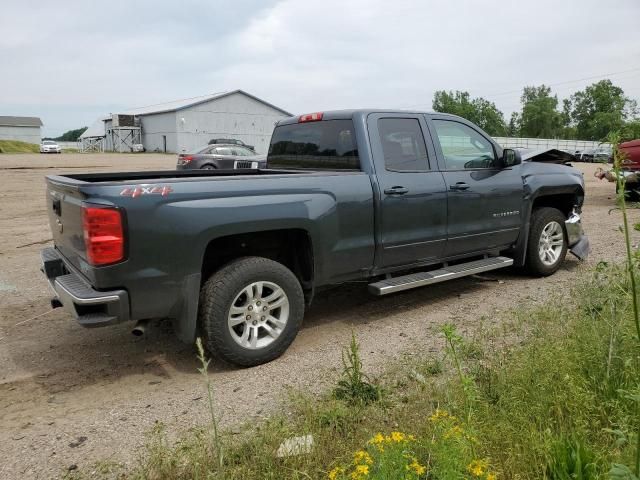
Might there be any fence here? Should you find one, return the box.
[492,137,609,152]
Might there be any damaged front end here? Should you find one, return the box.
[565,212,590,260]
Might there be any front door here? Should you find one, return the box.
[368,114,448,268]
[428,117,523,257]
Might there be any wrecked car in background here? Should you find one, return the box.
[594,139,640,198]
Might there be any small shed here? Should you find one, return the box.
[0,116,43,144]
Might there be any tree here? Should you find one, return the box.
[53,127,88,142]
[518,85,562,138]
[566,80,632,141]
[507,112,520,137]
[432,90,506,136]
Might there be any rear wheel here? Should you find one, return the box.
[201,164,215,170]
[199,257,304,367]
[525,207,568,276]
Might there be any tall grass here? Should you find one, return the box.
[0,139,40,153]
[114,261,640,480]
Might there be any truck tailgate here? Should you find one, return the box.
[46,179,88,272]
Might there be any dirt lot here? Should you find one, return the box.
[0,153,636,479]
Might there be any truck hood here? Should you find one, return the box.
[520,148,576,165]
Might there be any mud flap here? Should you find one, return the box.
[569,235,590,261]
[172,273,201,344]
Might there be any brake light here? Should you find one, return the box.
[298,112,323,123]
[82,206,125,266]
[182,155,194,163]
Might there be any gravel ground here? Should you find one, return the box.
[0,153,636,479]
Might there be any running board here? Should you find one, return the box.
[368,256,514,296]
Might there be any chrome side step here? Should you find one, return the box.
[368,256,514,296]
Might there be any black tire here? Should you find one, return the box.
[199,257,304,367]
[525,207,568,277]
[201,164,216,170]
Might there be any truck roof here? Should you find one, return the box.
[276,109,463,126]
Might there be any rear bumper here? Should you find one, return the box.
[41,247,130,327]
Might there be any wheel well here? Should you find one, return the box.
[201,229,314,294]
[531,193,577,218]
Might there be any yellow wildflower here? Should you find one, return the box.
[370,433,385,445]
[486,473,496,480]
[444,425,464,439]
[390,431,406,443]
[467,459,489,477]
[350,464,370,479]
[353,450,373,465]
[428,408,449,422]
[406,458,427,476]
[328,466,345,480]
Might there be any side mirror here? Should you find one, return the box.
[502,148,522,167]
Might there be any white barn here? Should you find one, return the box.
[0,116,42,144]
[82,90,291,154]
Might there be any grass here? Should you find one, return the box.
[65,257,640,479]
[0,139,40,153]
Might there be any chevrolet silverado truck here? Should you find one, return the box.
[41,110,589,366]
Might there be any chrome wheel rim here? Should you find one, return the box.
[227,281,289,350]
[538,221,564,266]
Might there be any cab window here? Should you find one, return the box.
[378,118,429,171]
[432,120,497,170]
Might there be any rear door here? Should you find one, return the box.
[427,117,523,257]
[368,113,447,268]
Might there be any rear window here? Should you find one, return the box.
[268,120,360,170]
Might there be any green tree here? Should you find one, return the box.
[507,112,520,137]
[54,127,88,142]
[566,80,632,141]
[518,85,562,138]
[432,90,506,136]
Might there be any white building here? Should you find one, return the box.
[81,90,291,154]
[0,116,42,144]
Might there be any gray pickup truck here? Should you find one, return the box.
[41,110,589,366]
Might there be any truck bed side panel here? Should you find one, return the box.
[55,172,374,322]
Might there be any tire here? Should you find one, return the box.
[201,164,216,170]
[525,207,568,276]
[199,257,305,367]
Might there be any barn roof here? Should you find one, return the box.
[0,116,43,127]
[123,90,292,116]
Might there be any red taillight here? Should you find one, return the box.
[298,112,323,123]
[183,155,194,163]
[82,206,125,266]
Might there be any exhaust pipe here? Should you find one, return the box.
[132,319,150,337]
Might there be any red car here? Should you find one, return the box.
[621,139,640,170]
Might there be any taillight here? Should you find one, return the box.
[82,206,125,266]
[298,112,323,123]
[182,155,194,163]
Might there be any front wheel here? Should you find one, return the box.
[199,257,305,367]
[525,207,568,276]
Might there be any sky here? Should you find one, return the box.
[1,0,639,137]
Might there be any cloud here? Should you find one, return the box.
[0,0,638,136]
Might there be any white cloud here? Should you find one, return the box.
[0,0,638,136]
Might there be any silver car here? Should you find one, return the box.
[176,144,266,170]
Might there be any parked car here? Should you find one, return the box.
[40,110,588,367]
[177,144,266,170]
[576,146,612,163]
[208,138,255,151]
[40,140,61,154]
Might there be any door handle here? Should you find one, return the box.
[449,182,470,191]
[384,186,409,195]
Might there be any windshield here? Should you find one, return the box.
[268,119,360,170]
[43,141,56,145]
